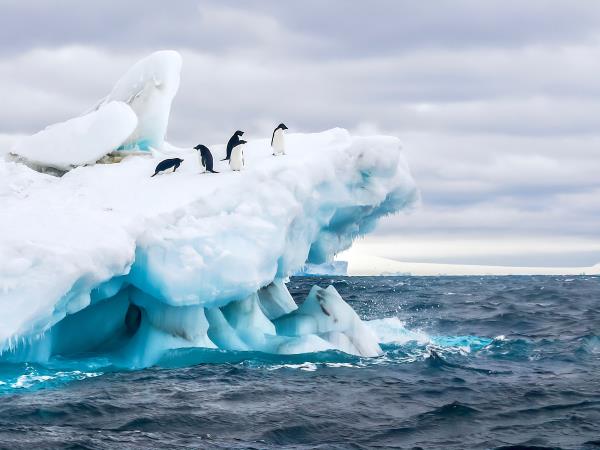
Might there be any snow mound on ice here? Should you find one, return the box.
[95,50,182,150]
[10,50,182,169]
[10,101,137,170]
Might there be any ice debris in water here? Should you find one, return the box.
[275,285,382,357]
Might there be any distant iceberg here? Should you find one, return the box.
[0,51,418,368]
[340,250,600,276]
[296,261,349,276]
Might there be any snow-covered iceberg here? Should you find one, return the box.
[10,50,182,170]
[1,129,416,366]
[0,51,418,368]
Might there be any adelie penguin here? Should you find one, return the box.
[222,130,244,161]
[229,140,247,171]
[271,123,288,156]
[151,158,183,177]
[194,144,218,173]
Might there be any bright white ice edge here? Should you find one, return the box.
[0,50,418,367]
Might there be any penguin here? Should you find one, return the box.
[271,123,288,156]
[229,140,247,171]
[194,144,218,173]
[151,158,183,177]
[221,130,244,161]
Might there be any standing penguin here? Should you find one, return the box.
[229,140,247,171]
[222,130,244,161]
[194,144,218,173]
[271,123,288,156]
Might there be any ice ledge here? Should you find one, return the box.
[0,128,418,357]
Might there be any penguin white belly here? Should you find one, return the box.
[272,129,285,155]
[198,152,206,172]
[230,146,244,171]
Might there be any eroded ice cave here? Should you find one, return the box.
[0,51,418,368]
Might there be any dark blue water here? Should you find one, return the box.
[1,276,599,449]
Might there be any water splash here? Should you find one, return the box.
[0,363,102,394]
[0,316,497,394]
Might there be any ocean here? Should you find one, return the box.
[0,276,599,449]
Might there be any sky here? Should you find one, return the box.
[1,0,599,267]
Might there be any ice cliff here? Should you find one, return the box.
[0,51,417,368]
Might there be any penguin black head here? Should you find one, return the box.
[194,144,209,152]
[175,158,184,163]
[276,123,288,131]
[234,130,244,136]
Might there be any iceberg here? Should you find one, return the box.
[0,51,418,368]
[296,261,349,276]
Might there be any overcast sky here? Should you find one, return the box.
[1,0,599,267]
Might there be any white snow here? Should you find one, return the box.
[10,101,138,170]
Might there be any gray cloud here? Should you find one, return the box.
[1,1,599,266]
[4,1,600,55]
